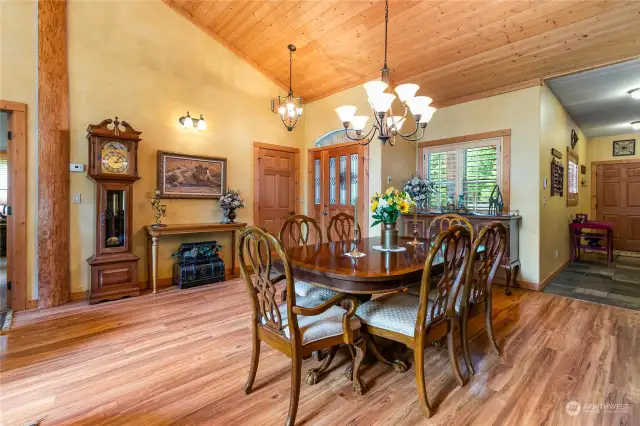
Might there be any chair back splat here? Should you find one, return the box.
[464,221,507,308]
[327,213,361,242]
[279,215,323,248]
[239,226,295,336]
[418,225,472,329]
[427,213,474,241]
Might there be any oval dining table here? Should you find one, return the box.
[275,235,453,393]
[283,236,444,295]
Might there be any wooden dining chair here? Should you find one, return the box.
[239,226,366,426]
[326,212,361,242]
[279,215,338,302]
[458,221,507,375]
[427,213,474,240]
[355,225,472,418]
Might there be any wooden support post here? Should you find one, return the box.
[38,0,70,308]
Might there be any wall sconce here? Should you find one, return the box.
[178,112,207,131]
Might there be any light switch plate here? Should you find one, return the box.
[72,193,81,204]
[70,163,85,172]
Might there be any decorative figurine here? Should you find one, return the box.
[446,195,456,212]
[457,194,466,211]
[150,189,167,227]
[488,185,504,216]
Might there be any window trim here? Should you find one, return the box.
[417,129,511,212]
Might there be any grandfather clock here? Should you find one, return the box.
[86,117,141,304]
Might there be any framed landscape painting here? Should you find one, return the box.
[157,151,227,199]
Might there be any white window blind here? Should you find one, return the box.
[424,138,502,212]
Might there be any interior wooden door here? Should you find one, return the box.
[309,142,368,237]
[255,145,298,237]
[596,161,640,251]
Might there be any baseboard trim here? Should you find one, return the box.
[537,261,570,291]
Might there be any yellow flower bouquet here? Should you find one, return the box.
[370,187,414,227]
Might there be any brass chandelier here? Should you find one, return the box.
[273,44,303,131]
[335,0,436,146]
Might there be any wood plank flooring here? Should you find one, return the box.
[1,279,639,426]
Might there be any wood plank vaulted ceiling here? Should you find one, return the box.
[163,0,640,104]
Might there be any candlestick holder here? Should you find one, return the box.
[407,205,423,246]
[150,189,167,228]
[346,206,366,258]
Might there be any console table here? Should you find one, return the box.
[145,222,247,293]
[400,212,522,294]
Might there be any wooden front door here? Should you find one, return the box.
[309,142,369,236]
[254,143,299,237]
[596,161,640,251]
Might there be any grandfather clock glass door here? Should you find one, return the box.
[311,143,368,235]
[98,183,132,254]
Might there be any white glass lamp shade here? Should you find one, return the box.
[336,105,357,123]
[407,96,433,116]
[363,80,388,98]
[196,115,207,131]
[386,116,405,131]
[351,116,369,131]
[629,88,640,99]
[182,112,193,128]
[419,106,437,123]
[394,83,419,103]
[371,93,396,113]
[632,121,640,130]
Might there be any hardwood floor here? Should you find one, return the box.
[1,279,638,426]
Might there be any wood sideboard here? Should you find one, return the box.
[400,212,522,294]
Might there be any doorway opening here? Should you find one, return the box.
[0,100,27,319]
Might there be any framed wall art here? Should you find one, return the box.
[613,139,635,157]
[157,151,227,199]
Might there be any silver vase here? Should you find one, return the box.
[381,222,399,250]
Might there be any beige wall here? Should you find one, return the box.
[67,0,304,293]
[538,85,589,284]
[3,0,304,298]
[0,0,38,300]
[422,86,542,284]
[588,132,640,162]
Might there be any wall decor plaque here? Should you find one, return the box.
[613,139,635,157]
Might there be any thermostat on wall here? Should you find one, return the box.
[70,163,85,172]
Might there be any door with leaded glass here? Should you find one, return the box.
[309,142,368,238]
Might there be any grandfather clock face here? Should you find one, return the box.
[101,140,130,174]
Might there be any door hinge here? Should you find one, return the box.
[7,131,12,141]
[7,281,11,290]
[6,206,11,216]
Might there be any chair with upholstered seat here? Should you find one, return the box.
[326,212,361,242]
[279,215,339,302]
[458,221,506,375]
[355,225,472,418]
[239,226,366,426]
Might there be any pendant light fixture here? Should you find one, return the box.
[273,44,303,131]
[335,0,436,146]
